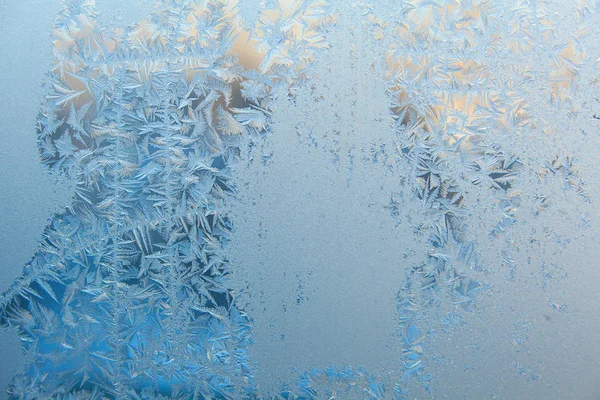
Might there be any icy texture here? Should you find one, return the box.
[0,1,72,398]
[1,0,600,399]
[96,0,155,26]
[1,1,259,398]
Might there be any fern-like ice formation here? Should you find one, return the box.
[1,0,597,398]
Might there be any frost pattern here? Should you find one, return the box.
[1,0,599,399]
[2,1,261,397]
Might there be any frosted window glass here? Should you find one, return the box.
[0,1,599,399]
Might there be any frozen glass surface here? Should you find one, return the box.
[0,0,599,399]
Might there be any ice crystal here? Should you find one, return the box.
[1,0,599,399]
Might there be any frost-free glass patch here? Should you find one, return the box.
[1,0,599,399]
